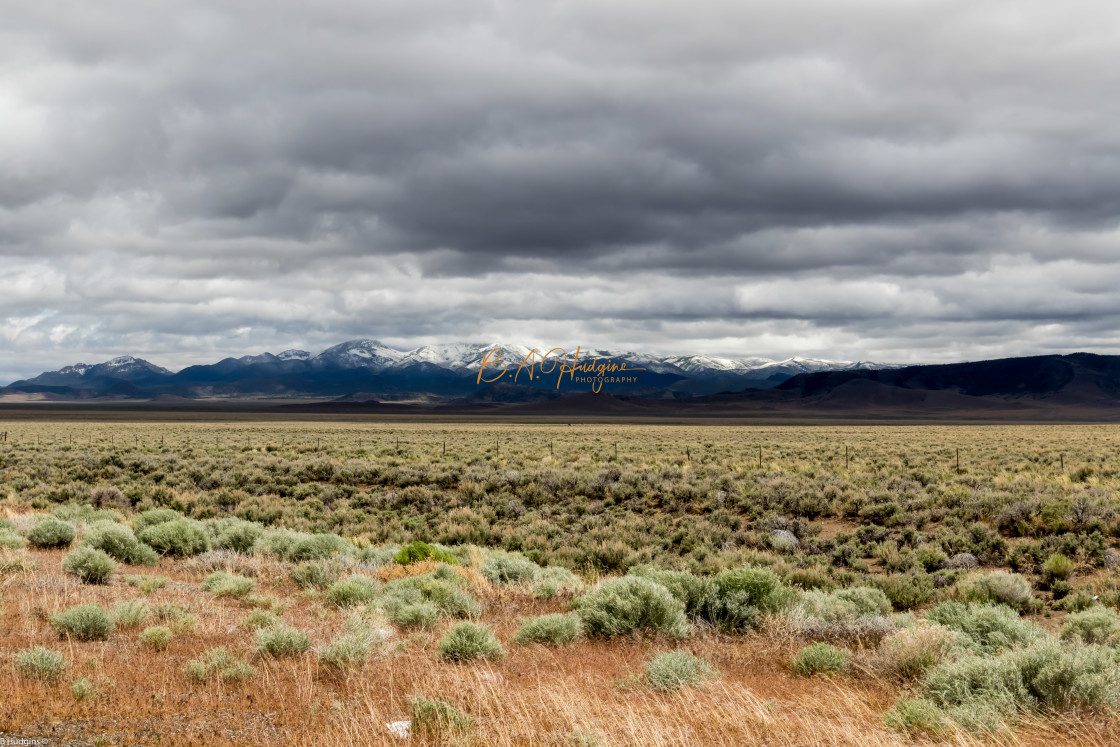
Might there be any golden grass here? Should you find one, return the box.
[0,541,1114,746]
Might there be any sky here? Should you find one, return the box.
[3,0,1120,383]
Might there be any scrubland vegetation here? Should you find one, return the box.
[2,421,1120,745]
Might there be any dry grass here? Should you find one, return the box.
[3,421,1120,744]
[0,542,1115,746]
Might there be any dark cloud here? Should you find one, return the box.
[3,0,1120,383]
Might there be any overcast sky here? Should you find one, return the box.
[3,0,1120,382]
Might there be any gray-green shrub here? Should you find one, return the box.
[481,551,540,584]
[27,518,76,549]
[290,559,344,590]
[133,508,182,534]
[201,571,255,598]
[1060,607,1120,645]
[875,624,957,680]
[51,603,114,641]
[184,647,256,682]
[963,572,1033,610]
[140,626,173,651]
[438,621,505,662]
[62,546,117,584]
[926,601,1045,655]
[256,624,311,657]
[512,613,583,645]
[576,576,689,638]
[324,575,380,607]
[409,695,474,739]
[789,643,849,675]
[921,642,1120,726]
[532,566,584,599]
[645,650,717,690]
[13,646,68,682]
[0,529,25,549]
[138,519,210,557]
[110,599,150,628]
[82,521,159,566]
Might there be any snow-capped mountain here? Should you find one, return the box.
[312,340,405,369]
[392,343,535,372]
[5,341,901,399]
[19,355,173,387]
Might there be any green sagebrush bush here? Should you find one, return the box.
[122,574,168,594]
[962,572,1033,610]
[875,624,957,680]
[70,677,96,702]
[255,623,311,657]
[62,546,117,584]
[201,571,255,598]
[51,603,114,641]
[409,695,474,740]
[628,565,713,617]
[645,650,717,690]
[81,521,159,566]
[1060,606,1120,645]
[926,601,1045,655]
[133,508,183,534]
[872,573,937,611]
[13,646,68,682]
[378,573,480,622]
[110,599,149,628]
[214,521,264,553]
[629,565,793,632]
[353,544,400,568]
[254,530,351,561]
[319,611,386,669]
[0,529,25,549]
[575,576,689,639]
[532,566,584,599]
[789,643,849,676]
[139,626,173,651]
[438,622,505,662]
[138,518,211,557]
[290,559,345,590]
[184,647,256,682]
[704,567,795,631]
[883,694,947,736]
[324,575,380,607]
[797,587,892,621]
[27,518,76,549]
[920,641,1120,730]
[480,551,540,584]
[240,609,281,631]
[511,613,583,646]
[394,540,459,566]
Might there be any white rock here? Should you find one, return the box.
[386,720,411,739]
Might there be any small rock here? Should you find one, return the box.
[386,720,411,739]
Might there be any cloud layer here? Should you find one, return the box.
[3,0,1120,382]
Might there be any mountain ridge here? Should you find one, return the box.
[4,340,897,402]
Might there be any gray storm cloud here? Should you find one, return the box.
[3,0,1120,382]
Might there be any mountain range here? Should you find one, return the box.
[4,345,1120,420]
[0,340,893,403]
